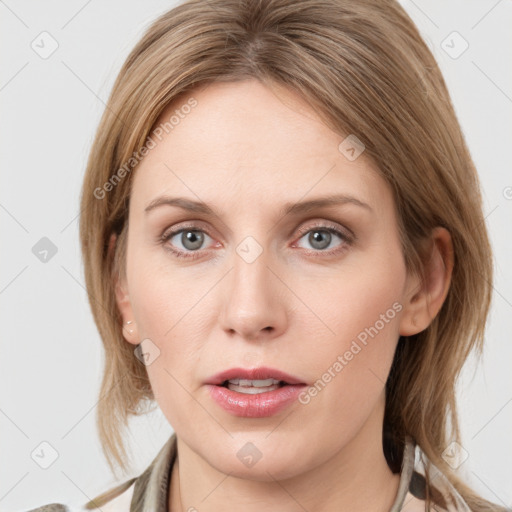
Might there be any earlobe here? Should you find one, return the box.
[110,233,140,345]
[399,227,454,337]
[122,320,139,343]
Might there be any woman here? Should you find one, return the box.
[28,0,509,510]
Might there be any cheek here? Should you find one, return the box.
[299,246,406,393]
[129,272,205,427]
[131,277,206,367]
[128,243,208,339]
[126,254,214,400]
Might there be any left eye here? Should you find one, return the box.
[295,227,346,251]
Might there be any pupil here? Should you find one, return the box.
[183,230,204,250]
[310,230,331,250]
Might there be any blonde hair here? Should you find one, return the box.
[79,0,502,509]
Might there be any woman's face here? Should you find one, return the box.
[116,79,419,480]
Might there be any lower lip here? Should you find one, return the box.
[207,384,307,418]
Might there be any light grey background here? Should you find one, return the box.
[1,1,511,510]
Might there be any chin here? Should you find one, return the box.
[200,436,319,482]
[214,456,306,482]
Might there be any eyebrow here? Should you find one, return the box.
[144,193,373,218]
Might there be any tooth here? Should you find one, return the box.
[252,378,279,387]
[228,378,280,387]
[227,383,280,394]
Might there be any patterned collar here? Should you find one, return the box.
[69,433,472,511]
[125,433,417,511]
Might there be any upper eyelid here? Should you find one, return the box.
[163,219,347,235]
[295,221,354,239]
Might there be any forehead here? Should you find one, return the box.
[130,79,391,217]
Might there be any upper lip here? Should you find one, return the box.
[205,367,306,386]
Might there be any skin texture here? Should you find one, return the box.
[114,79,453,512]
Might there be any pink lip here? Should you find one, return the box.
[205,367,307,418]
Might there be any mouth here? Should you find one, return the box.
[205,366,306,387]
[205,367,307,418]
[220,378,286,394]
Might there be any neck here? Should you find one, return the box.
[169,392,401,512]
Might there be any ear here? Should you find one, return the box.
[110,233,140,345]
[399,227,454,336]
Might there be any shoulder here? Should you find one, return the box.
[25,505,80,512]
[24,433,177,512]
[399,438,475,512]
[401,490,428,511]
[85,479,135,511]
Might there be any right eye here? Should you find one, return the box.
[161,226,217,259]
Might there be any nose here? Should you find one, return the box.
[218,246,288,342]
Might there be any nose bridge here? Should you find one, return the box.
[219,233,286,340]
[233,240,269,301]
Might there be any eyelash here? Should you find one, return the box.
[159,221,354,260]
